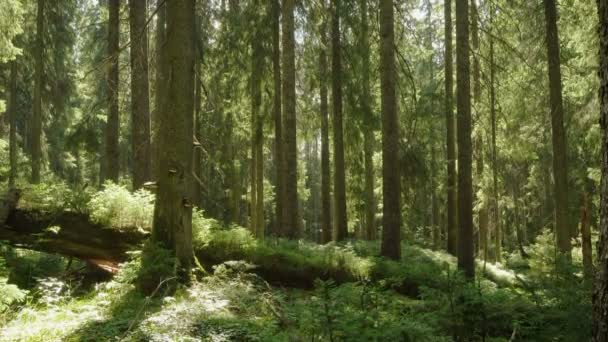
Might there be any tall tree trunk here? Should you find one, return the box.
[153,0,166,180]
[320,11,332,244]
[360,0,375,241]
[105,0,120,183]
[32,0,44,184]
[445,0,457,256]
[272,0,284,237]
[194,61,202,207]
[332,0,348,241]
[456,0,474,278]
[379,0,401,260]
[543,0,571,257]
[129,0,152,189]
[595,1,608,332]
[281,0,299,239]
[9,61,17,188]
[152,0,195,281]
[250,19,264,238]
[489,6,501,263]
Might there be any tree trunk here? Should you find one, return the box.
[489,6,501,263]
[320,11,332,244]
[152,0,195,281]
[129,0,152,190]
[332,0,348,242]
[456,0,474,278]
[543,0,571,257]
[9,61,17,188]
[250,19,264,238]
[596,1,608,338]
[104,0,120,183]
[281,0,299,239]
[379,0,401,260]
[360,0,375,241]
[152,0,166,181]
[32,0,44,184]
[272,0,284,237]
[445,0,457,256]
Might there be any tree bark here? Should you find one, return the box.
[594,1,608,338]
[281,0,299,239]
[104,0,120,183]
[9,61,17,188]
[331,0,348,242]
[379,0,401,260]
[320,10,332,244]
[272,0,284,237]
[152,0,166,181]
[152,0,195,281]
[360,0,376,241]
[445,0,457,256]
[32,0,44,184]
[543,0,571,257]
[129,0,152,190]
[456,0,474,278]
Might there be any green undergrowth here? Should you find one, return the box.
[0,183,593,341]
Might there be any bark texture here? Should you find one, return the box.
[152,0,196,280]
[379,0,401,260]
[129,0,152,189]
[456,0,474,278]
[281,0,299,239]
[153,0,166,180]
[543,0,571,256]
[595,0,608,339]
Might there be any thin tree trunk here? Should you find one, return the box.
[129,0,152,189]
[152,0,195,281]
[332,0,348,241]
[543,0,571,257]
[104,0,120,183]
[32,0,44,184]
[456,0,474,278]
[379,0,401,260]
[281,0,299,239]
[272,0,284,237]
[445,0,457,256]
[360,0,375,241]
[320,11,332,244]
[250,18,264,238]
[9,61,17,188]
[489,4,501,263]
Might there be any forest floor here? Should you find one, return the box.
[0,183,595,341]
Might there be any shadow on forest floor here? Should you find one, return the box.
[63,287,165,342]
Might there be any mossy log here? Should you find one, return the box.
[0,190,424,295]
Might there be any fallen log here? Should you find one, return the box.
[0,190,428,297]
[1,206,149,265]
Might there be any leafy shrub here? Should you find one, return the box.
[88,182,154,230]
